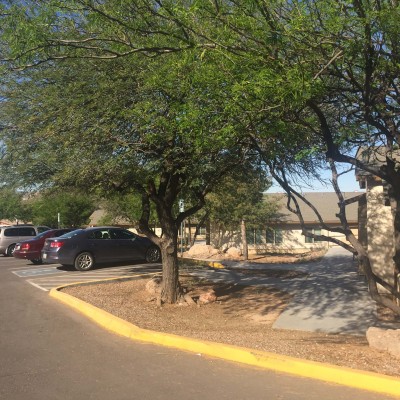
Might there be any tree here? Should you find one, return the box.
[202,168,277,256]
[5,0,400,313]
[0,30,251,304]
[0,188,31,223]
[30,191,96,227]
[175,0,400,312]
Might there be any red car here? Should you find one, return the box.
[13,228,75,265]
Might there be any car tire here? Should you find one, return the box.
[145,246,161,263]
[74,252,95,271]
[31,258,42,265]
[6,244,16,257]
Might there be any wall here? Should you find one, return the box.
[211,225,358,254]
[366,181,395,288]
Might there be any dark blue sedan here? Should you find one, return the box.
[41,227,161,271]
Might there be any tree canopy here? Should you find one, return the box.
[0,15,256,303]
[2,0,400,310]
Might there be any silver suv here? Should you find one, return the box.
[0,225,50,256]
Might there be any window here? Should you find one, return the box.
[199,226,207,235]
[305,228,322,243]
[18,227,36,236]
[4,227,35,237]
[110,229,136,240]
[246,229,264,245]
[266,228,283,244]
[4,228,19,237]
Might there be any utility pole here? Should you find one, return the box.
[179,199,184,256]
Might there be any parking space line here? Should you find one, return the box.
[27,280,50,291]
[10,258,162,291]
[13,267,61,277]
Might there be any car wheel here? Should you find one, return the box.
[31,258,42,265]
[6,244,16,257]
[145,246,161,263]
[74,252,95,271]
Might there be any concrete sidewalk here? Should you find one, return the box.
[189,247,400,336]
[273,247,381,335]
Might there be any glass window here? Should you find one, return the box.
[255,229,264,245]
[4,228,19,237]
[246,229,255,245]
[110,229,135,240]
[305,228,323,243]
[18,227,36,236]
[60,229,83,238]
[88,229,111,240]
[275,229,283,244]
[266,228,283,244]
[305,229,313,243]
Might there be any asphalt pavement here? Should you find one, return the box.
[3,255,391,400]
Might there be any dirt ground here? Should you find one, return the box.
[62,268,400,378]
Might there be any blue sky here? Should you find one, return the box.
[267,168,362,193]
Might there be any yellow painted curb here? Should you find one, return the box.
[207,261,224,269]
[50,283,400,398]
[180,257,225,269]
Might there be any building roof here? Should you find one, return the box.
[265,192,361,225]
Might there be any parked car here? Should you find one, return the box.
[0,225,51,256]
[41,227,161,271]
[13,228,75,265]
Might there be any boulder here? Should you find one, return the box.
[185,244,219,258]
[366,327,400,359]
[145,277,162,296]
[198,289,217,304]
[226,247,242,259]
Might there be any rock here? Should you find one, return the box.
[366,327,400,359]
[185,244,219,258]
[183,293,197,306]
[145,277,162,296]
[198,289,217,304]
[226,247,241,259]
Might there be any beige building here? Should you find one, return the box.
[244,192,360,254]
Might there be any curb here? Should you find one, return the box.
[180,257,225,269]
[50,279,400,398]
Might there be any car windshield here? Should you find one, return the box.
[58,229,82,238]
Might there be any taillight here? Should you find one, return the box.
[21,243,30,250]
[50,241,64,248]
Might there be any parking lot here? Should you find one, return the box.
[3,256,162,291]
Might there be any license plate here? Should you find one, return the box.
[43,253,47,259]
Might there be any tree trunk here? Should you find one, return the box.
[187,217,192,247]
[157,212,180,304]
[391,194,400,300]
[160,236,179,304]
[241,219,248,260]
[205,218,211,245]
[191,212,208,247]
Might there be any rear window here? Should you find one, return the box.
[59,229,82,238]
